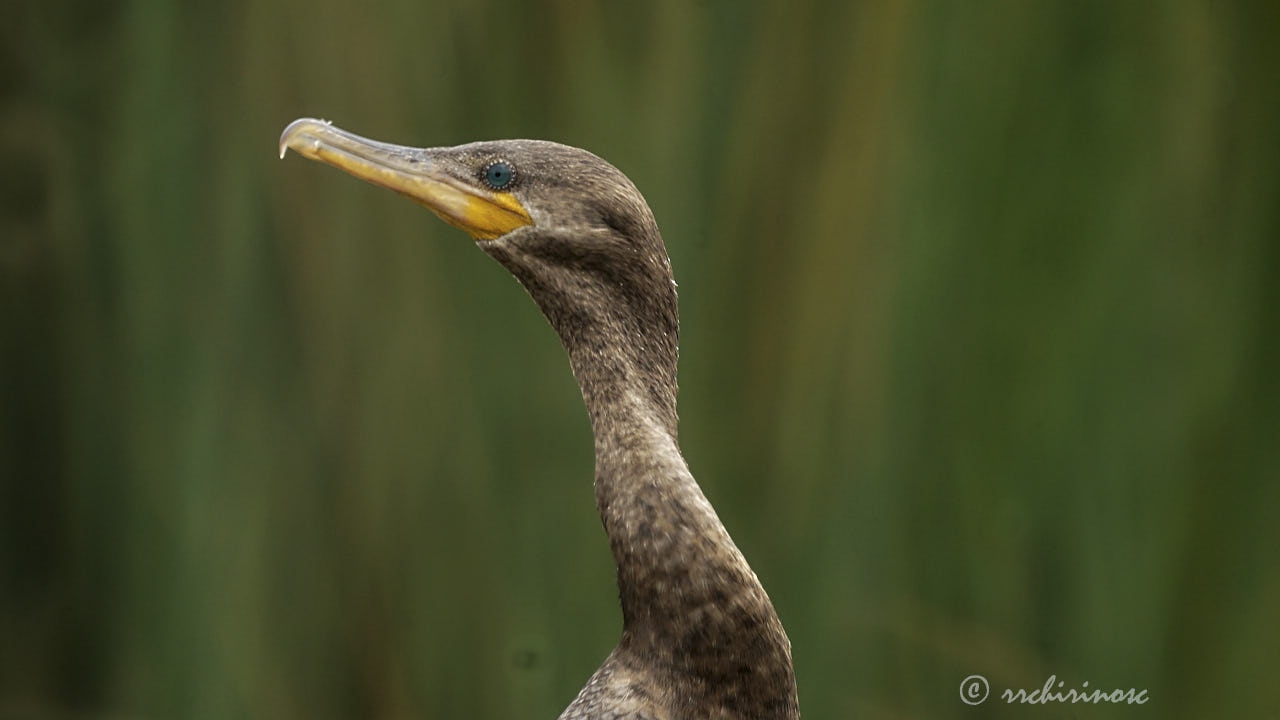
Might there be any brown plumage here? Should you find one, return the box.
[280,119,799,720]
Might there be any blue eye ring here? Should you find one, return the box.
[483,160,515,190]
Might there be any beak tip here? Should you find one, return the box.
[279,117,330,160]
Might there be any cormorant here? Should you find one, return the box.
[279,118,799,720]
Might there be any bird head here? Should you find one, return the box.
[280,119,680,428]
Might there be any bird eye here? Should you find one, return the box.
[484,161,514,189]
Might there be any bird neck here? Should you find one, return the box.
[569,341,783,652]
[586,386,716,612]
[486,237,794,708]
[580,371,796,717]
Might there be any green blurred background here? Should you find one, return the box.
[2,0,1277,718]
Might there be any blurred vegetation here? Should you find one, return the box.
[2,0,1277,718]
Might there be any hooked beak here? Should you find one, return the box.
[279,118,533,240]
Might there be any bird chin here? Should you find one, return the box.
[473,225,529,252]
[473,236,504,253]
